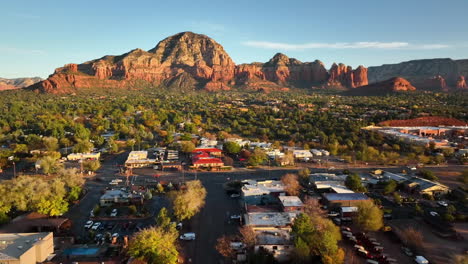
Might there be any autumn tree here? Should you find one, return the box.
[128,227,178,264]
[281,173,301,196]
[354,201,383,231]
[215,235,236,259]
[179,141,195,154]
[247,148,267,166]
[303,197,324,217]
[155,207,174,232]
[239,226,256,249]
[170,180,206,221]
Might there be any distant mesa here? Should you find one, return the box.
[378,116,468,127]
[0,77,42,91]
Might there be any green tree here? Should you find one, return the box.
[128,227,179,264]
[393,192,402,205]
[170,180,206,221]
[35,197,68,217]
[418,169,438,181]
[67,186,82,201]
[179,141,195,154]
[83,160,101,172]
[247,148,267,166]
[37,156,61,175]
[383,180,398,195]
[354,201,383,231]
[73,140,94,153]
[223,141,242,155]
[345,173,366,192]
[155,207,174,231]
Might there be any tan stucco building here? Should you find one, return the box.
[0,232,53,264]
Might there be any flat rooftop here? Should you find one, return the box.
[255,229,292,245]
[244,212,295,227]
[278,196,303,207]
[0,232,51,260]
[323,193,369,201]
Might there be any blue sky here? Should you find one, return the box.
[1,0,468,78]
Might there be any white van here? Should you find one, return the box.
[179,232,196,240]
[415,256,429,264]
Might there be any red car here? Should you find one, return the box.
[153,174,161,178]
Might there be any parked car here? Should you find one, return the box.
[91,222,101,230]
[437,201,448,207]
[230,193,240,198]
[230,215,241,220]
[84,220,93,229]
[401,246,413,257]
[180,232,196,240]
[414,256,429,264]
[429,211,439,217]
[328,211,339,217]
[110,209,118,217]
[112,233,119,238]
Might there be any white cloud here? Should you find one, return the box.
[243,41,450,50]
[0,45,46,55]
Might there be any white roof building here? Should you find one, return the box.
[244,212,296,229]
[242,180,285,197]
[278,196,303,207]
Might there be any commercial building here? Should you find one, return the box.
[322,193,370,208]
[244,212,296,231]
[278,196,304,212]
[191,153,224,169]
[192,147,223,157]
[125,151,156,168]
[0,232,53,264]
[404,177,450,197]
[67,152,100,161]
[241,180,285,197]
[100,190,143,207]
[254,229,293,262]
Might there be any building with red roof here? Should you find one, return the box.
[192,152,224,168]
[192,147,223,157]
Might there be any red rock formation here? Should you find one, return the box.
[349,77,416,95]
[456,75,467,89]
[326,63,368,88]
[28,32,367,93]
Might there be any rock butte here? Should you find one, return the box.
[30,32,368,93]
[27,32,468,93]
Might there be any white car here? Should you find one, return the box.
[112,233,119,238]
[84,220,93,229]
[230,215,241,220]
[328,211,339,217]
[114,179,123,183]
[230,194,240,198]
[429,211,439,217]
[179,232,196,240]
[437,201,448,207]
[110,209,118,217]
[91,222,101,230]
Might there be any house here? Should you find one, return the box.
[241,180,285,197]
[0,232,54,264]
[191,153,224,169]
[340,206,358,221]
[278,196,304,212]
[192,147,222,157]
[254,229,293,262]
[292,150,313,160]
[244,212,296,231]
[404,177,450,197]
[322,193,370,208]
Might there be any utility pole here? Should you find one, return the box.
[8,156,16,178]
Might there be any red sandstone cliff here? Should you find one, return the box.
[348,77,416,95]
[456,75,467,89]
[30,32,371,93]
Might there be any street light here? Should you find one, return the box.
[8,156,16,178]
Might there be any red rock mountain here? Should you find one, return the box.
[347,77,416,95]
[30,32,369,93]
[0,77,42,91]
[368,58,468,90]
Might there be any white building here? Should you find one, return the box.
[67,152,100,161]
[241,180,285,197]
[254,229,293,262]
[244,212,296,230]
[292,150,313,159]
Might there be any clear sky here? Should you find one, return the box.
[1,0,468,78]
